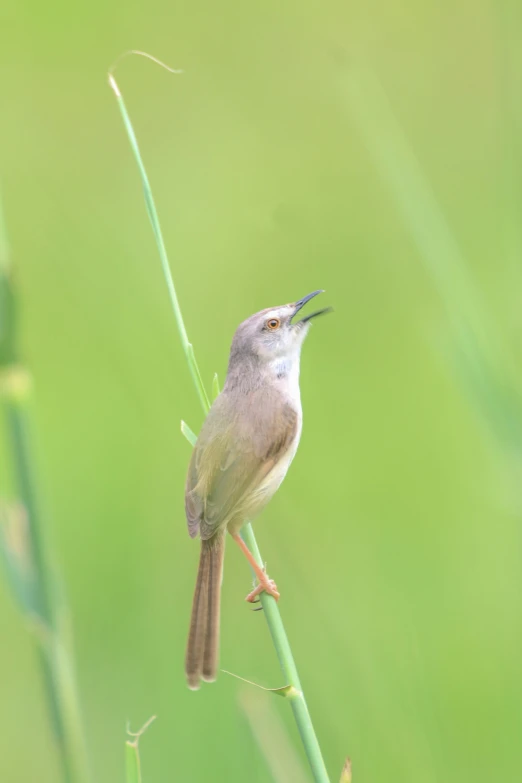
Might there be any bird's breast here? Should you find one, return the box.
[257,408,302,500]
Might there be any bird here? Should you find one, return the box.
[184,290,331,689]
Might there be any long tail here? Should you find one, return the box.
[185,534,225,690]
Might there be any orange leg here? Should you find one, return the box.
[231,533,280,602]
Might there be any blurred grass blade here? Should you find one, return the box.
[0,189,91,783]
[239,689,310,783]
[342,66,522,452]
[0,500,35,614]
[125,717,156,783]
[125,741,141,783]
[0,191,16,366]
[339,758,352,783]
[342,68,486,331]
[212,372,220,400]
[187,343,211,412]
[0,190,8,273]
[180,420,197,447]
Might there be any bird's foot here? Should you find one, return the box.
[245,574,280,603]
[231,533,280,602]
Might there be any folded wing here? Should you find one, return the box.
[185,390,298,540]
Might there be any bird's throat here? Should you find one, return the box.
[269,355,301,402]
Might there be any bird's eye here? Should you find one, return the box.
[266,318,281,330]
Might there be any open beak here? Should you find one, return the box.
[292,290,333,324]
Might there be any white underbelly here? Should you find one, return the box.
[244,356,303,518]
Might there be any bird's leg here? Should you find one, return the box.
[231,533,280,602]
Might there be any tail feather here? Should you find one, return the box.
[185,534,225,689]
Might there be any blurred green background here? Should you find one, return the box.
[1,1,522,781]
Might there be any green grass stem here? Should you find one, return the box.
[109,56,331,783]
[125,716,156,783]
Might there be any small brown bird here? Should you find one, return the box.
[185,290,331,689]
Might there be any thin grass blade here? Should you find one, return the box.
[212,372,220,400]
[125,717,156,783]
[107,65,211,414]
[339,758,352,783]
[180,420,197,447]
[125,741,142,783]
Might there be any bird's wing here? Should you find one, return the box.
[185,391,298,540]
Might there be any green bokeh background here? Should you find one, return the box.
[1,1,522,781]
